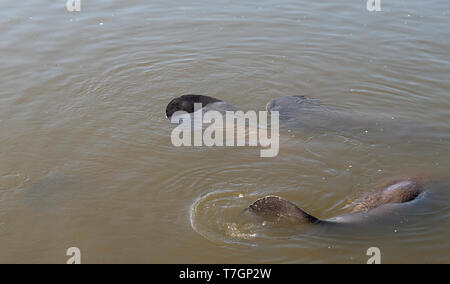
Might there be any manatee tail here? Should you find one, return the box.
[242,195,322,224]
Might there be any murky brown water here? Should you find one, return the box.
[0,1,449,263]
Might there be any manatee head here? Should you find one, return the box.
[166,95,222,119]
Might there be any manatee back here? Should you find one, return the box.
[350,177,427,213]
[266,96,433,143]
[266,96,348,133]
[266,96,326,119]
[166,94,223,119]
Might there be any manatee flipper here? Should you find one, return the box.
[241,195,321,224]
[25,174,83,210]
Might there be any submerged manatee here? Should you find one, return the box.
[165,95,430,224]
[241,176,428,225]
[166,95,385,136]
[266,95,390,136]
[167,94,437,144]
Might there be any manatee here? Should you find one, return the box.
[167,94,434,143]
[266,95,328,121]
[241,176,428,225]
[166,95,382,136]
[165,96,430,223]
[164,95,356,133]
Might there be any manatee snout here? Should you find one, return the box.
[165,94,221,119]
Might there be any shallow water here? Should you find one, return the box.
[0,0,449,263]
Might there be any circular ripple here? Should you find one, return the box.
[190,189,261,246]
[189,189,315,246]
